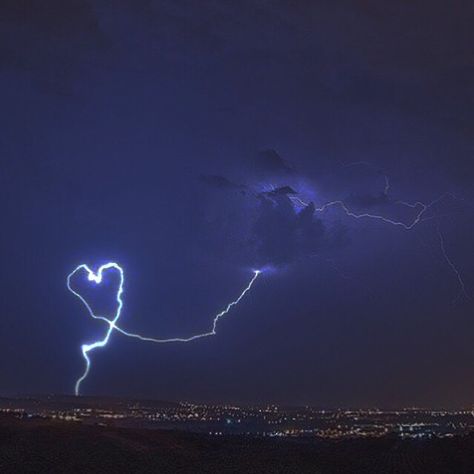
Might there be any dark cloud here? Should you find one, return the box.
[264,185,297,197]
[254,149,293,175]
[253,196,324,266]
[197,150,361,267]
[199,174,247,192]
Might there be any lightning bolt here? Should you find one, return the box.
[288,188,470,300]
[436,224,471,304]
[67,263,125,395]
[67,264,260,395]
[312,193,452,230]
[113,270,261,343]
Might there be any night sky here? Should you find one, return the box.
[1,0,473,408]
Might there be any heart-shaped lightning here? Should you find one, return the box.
[67,262,125,395]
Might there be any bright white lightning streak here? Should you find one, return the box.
[67,264,260,395]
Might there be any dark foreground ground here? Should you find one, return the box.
[1,415,474,473]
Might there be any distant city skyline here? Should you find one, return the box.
[3,394,474,440]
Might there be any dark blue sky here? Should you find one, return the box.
[1,0,473,407]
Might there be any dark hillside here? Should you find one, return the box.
[1,415,474,473]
